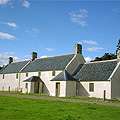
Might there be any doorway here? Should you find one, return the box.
[34,82,39,93]
[56,83,60,97]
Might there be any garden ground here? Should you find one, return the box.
[0,94,120,120]
[0,92,120,107]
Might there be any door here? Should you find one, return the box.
[25,83,28,93]
[34,82,39,93]
[56,83,60,97]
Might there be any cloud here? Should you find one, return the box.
[40,55,48,58]
[23,1,30,8]
[0,0,30,8]
[23,55,31,58]
[0,32,16,40]
[85,56,92,62]
[0,52,20,66]
[32,28,39,32]
[4,22,17,27]
[69,9,88,26]
[40,45,54,52]
[0,0,10,5]
[1,22,17,28]
[85,47,104,52]
[78,40,98,45]
[25,28,39,37]
[45,48,54,51]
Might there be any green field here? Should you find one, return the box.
[0,96,120,120]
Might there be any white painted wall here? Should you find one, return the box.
[50,81,66,97]
[0,73,19,91]
[20,70,62,94]
[79,81,111,99]
[50,81,76,97]
[22,82,31,93]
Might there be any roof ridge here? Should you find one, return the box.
[35,53,75,60]
[85,59,117,64]
[10,59,30,64]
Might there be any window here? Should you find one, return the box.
[16,73,18,79]
[26,73,28,77]
[38,72,41,76]
[89,83,94,92]
[25,83,28,89]
[52,71,55,76]
[3,74,4,79]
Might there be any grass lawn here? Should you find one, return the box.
[0,96,120,120]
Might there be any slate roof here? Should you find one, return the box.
[74,60,118,81]
[0,60,30,74]
[23,76,42,82]
[51,70,77,81]
[22,54,75,72]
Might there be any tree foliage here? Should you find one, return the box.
[91,53,117,62]
[91,39,120,62]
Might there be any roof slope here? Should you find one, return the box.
[0,60,30,74]
[23,76,42,82]
[22,54,75,72]
[74,60,118,81]
[51,70,77,81]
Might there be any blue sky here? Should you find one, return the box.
[0,0,120,66]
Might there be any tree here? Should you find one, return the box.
[91,53,117,62]
[91,39,120,62]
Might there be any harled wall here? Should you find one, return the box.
[78,81,111,99]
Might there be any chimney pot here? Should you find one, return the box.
[9,57,13,64]
[31,52,37,61]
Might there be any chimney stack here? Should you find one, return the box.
[31,52,37,61]
[9,57,13,64]
[74,44,82,54]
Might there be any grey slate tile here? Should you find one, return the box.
[23,76,42,82]
[22,54,75,72]
[51,70,77,81]
[74,60,118,81]
[0,60,30,74]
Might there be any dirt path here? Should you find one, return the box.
[0,93,120,107]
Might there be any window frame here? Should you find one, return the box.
[16,73,18,79]
[3,74,4,79]
[52,71,55,76]
[89,83,94,92]
[26,73,28,77]
[38,72,41,76]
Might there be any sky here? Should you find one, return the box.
[0,0,120,66]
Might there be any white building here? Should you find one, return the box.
[0,44,120,99]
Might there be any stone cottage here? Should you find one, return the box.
[0,44,120,99]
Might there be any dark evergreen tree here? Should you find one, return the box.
[91,40,120,62]
[91,53,117,62]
